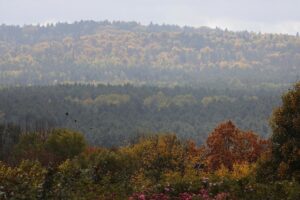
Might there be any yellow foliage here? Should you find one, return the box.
[215,164,230,178]
[231,162,254,179]
[215,162,254,180]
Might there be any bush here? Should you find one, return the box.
[45,129,87,163]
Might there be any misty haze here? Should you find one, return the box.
[0,1,299,199]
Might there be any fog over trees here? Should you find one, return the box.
[0,21,299,88]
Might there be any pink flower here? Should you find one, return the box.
[179,192,193,200]
[215,192,229,200]
[138,194,146,200]
[199,189,210,200]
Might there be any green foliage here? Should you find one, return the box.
[12,132,50,165]
[0,160,46,199]
[45,129,87,162]
[269,82,300,181]
[44,159,103,199]
[244,180,300,200]
[0,84,280,147]
[1,82,300,199]
[11,129,86,166]
[0,124,21,162]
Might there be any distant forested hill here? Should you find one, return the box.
[0,84,282,146]
[0,21,299,87]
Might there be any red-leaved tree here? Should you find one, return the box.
[205,121,269,171]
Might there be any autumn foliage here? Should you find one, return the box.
[1,83,300,199]
[205,121,269,171]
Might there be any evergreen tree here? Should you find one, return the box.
[270,82,300,180]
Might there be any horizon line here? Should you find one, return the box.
[1,19,298,36]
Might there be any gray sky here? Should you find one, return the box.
[1,0,300,34]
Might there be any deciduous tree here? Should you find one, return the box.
[205,121,268,171]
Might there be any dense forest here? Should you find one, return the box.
[0,84,283,147]
[0,20,299,199]
[0,83,299,199]
[0,21,300,87]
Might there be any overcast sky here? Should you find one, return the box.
[1,0,300,34]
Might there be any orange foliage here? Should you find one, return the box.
[205,121,269,171]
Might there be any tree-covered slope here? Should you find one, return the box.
[0,84,282,147]
[0,21,299,87]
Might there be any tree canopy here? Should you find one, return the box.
[270,82,300,180]
[0,84,280,147]
[0,21,299,88]
[205,121,268,171]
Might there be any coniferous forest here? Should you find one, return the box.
[0,21,299,199]
[0,84,282,147]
